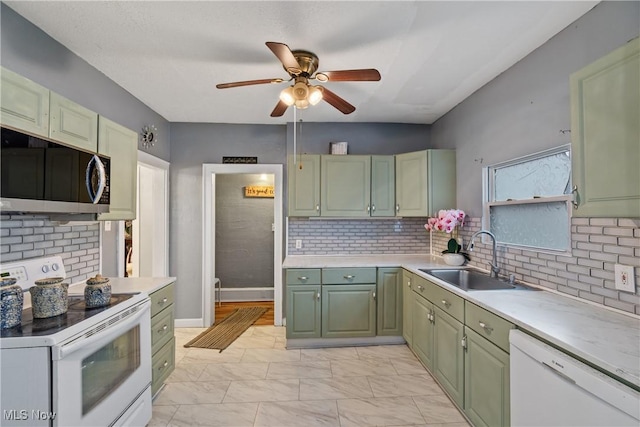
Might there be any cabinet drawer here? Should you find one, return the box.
[152,337,175,396]
[322,267,376,284]
[150,283,175,317]
[286,269,321,285]
[151,305,175,354]
[429,280,464,323]
[412,275,437,300]
[465,302,514,353]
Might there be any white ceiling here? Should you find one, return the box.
[5,1,598,125]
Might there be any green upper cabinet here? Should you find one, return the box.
[395,149,456,217]
[49,92,98,152]
[288,154,321,217]
[570,37,640,218]
[1,67,50,138]
[321,155,371,217]
[376,267,403,336]
[97,116,138,221]
[371,155,396,217]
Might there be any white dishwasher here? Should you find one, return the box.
[509,329,640,427]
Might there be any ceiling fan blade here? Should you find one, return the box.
[216,78,283,89]
[318,69,381,82]
[266,42,302,75]
[320,87,356,115]
[270,100,289,117]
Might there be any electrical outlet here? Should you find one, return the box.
[614,264,636,292]
[295,239,302,249]
[104,221,111,232]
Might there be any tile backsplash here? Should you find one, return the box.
[1,214,100,284]
[288,216,640,315]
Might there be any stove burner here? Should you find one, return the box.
[0,293,137,338]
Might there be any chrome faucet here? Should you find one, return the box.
[467,230,500,278]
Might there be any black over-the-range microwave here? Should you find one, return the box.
[0,127,110,214]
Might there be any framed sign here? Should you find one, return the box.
[223,156,258,164]
[244,186,274,198]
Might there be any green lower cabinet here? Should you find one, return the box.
[286,285,321,339]
[464,327,511,427]
[412,294,434,370]
[322,284,376,338]
[402,270,414,346]
[433,306,465,407]
[377,268,402,336]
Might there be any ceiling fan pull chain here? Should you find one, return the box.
[298,118,303,170]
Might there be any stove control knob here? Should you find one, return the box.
[41,265,50,273]
[51,263,59,271]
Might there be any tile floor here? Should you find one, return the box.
[149,326,471,427]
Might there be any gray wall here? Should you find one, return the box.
[430,1,640,217]
[215,174,274,288]
[170,121,430,319]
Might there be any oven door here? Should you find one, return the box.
[52,300,151,427]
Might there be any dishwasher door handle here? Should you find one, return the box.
[542,361,576,385]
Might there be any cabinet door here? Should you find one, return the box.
[321,155,371,217]
[322,284,376,338]
[97,116,138,220]
[402,270,414,346]
[412,294,434,370]
[464,327,510,427]
[377,267,402,336]
[371,155,395,216]
[288,154,321,216]
[0,67,50,137]
[427,149,457,215]
[433,306,465,407]
[49,92,98,152]
[286,284,321,339]
[395,151,428,216]
[570,38,639,217]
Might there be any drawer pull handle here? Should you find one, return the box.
[417,285,424,291]
[159,361,168,370]
[478,321,493,332]
[298,276,308,281]
[158,297,168,305]
[344,275,355,280]
[158,325,168,333]
[441,299,450,307]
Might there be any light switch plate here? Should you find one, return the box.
[614,264,636,292]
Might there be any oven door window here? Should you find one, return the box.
[82,325,141,415]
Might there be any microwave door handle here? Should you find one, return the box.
[54,301,150,360]
[85,155,106,204]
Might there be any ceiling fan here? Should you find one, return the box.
[216,42,381,117]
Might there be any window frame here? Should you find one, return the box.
[482,144,573,255]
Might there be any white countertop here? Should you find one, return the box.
[284,254,640,389]
[67,276,176,296]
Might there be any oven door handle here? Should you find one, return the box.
[54,300,150,360]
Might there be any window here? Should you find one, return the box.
[483,145,572,253]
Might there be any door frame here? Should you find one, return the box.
[202,164,283,326]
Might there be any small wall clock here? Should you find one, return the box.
[141,125,158,149]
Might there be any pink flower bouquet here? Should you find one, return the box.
[424,209,468,256]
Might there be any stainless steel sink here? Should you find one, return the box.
[419,268,539,291]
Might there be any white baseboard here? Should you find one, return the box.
[175,318,204,328]
[219,287,274,302]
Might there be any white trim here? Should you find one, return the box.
[174,318,204,328]
[137,150,170,169]
[202,164,283,327]
[220,287,274,302]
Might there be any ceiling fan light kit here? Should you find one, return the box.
[216,41,381,117]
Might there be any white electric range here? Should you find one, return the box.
[0,256,152,427]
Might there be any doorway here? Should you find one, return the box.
[202,164,283,327]
[127,151,170,277]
